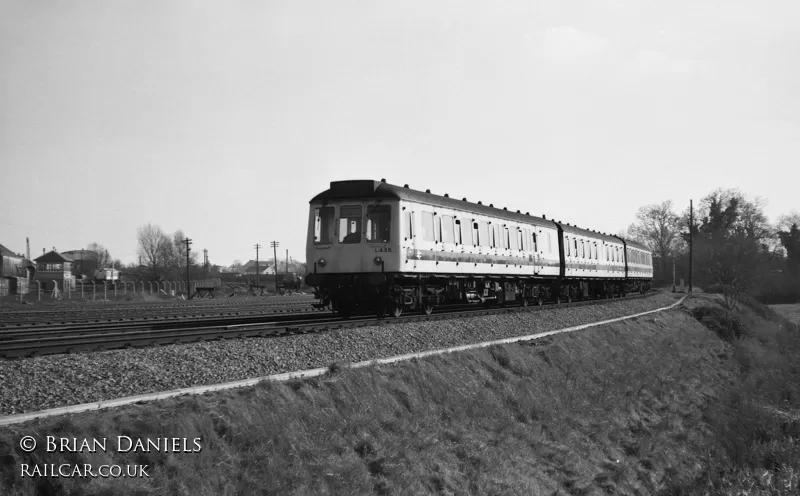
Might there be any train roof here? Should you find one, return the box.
[622,239,652,252]
[311,179,557,228]
[557,223,622,244]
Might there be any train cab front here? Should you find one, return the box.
[305,199,400,317]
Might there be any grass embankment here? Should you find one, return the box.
[770,303,800,325]
[1,295,799,495]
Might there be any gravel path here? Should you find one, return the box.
[0,292,683,416]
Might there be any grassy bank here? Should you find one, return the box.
[1,295,798,495]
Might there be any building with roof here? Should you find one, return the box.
[33,250,76,291]
[239,260,276,275]
[1,243,33,295]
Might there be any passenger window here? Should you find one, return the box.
[506,228,514,250]
[441,216,454,244]
[493,224,501,249]
[478,222,490,247]
[532,232,537,252]
[547,232,552,253]
[460,220,474,246]
[565,237,571,257]
[338,205,362,244]
[573,239,578,257]
[366,205,391,243]
[579,241,585,258]
[314,206,335,245]
[405,212,413,239]
[434,216,441,243]
[421,212,435,242]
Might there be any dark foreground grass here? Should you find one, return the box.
[1,296,798,495]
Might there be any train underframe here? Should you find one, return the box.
[308,273,652,318]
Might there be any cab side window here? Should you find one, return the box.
[313,206,335,245]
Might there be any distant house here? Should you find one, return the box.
[239,260,275,275]
[33,250,76,291]
[61,250,98,278]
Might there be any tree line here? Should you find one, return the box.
[628,188,800,305]
[134,222,206,281]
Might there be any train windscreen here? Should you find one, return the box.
[339,205,362,244]
[366,205,391,242]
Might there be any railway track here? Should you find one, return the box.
[0,297,317,327]
[0,291,657,359]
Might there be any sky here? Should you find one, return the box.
[2,0,798,266]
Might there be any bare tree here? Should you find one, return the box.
[85,242,113,269]
[136,223,171,280]
[628,200,681,276]
[167,229,198,279]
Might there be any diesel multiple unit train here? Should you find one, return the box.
[305,180,653,317]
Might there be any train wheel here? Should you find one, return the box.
[338,303,353,319]
[423,302,434,315]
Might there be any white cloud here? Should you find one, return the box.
[637,49,695,73]
[530,26,610,60]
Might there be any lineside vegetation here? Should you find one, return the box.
[1,294,798,494]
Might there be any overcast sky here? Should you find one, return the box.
[2,0,798,265]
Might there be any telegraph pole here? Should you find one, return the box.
[688,199,693,295]
[254,244,261,286]
[203,249,208,276]
[184,238,192,298]
[271,241,279,294]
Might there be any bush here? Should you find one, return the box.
[690,306,747,341]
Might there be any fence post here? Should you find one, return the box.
[92,281,96,301]
[113,282,117,299]
[81,281,84,299]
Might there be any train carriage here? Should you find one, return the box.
[305,179,652,317]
